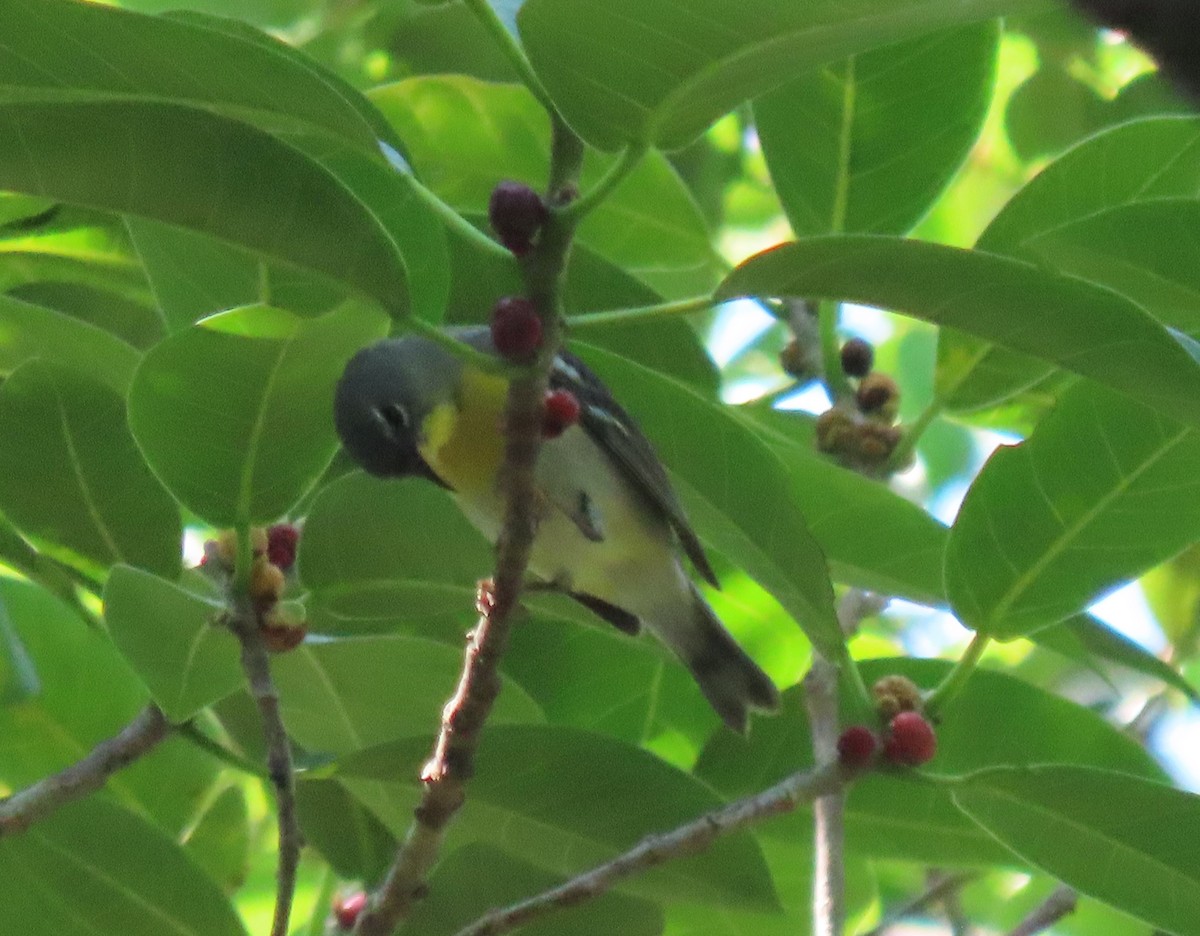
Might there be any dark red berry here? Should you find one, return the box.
[489,180,548,255]
[840,338,874,378]
[542,388,581,439]
[266,523,300,572]
[836,725,878,769]
[334,891,368,930]
[491,297,543,361]
[884,711,937,766]
[260,621,307,653]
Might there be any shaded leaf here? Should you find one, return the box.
[939,115,1200,411]
[104,566,242,723]
[953,766,1200,936]
[295,779,395,882]
[272,635,544,757]
[402,842,664,936]
[946,382,1200,638]
[717,236,1200,427]
[0,292,141,393]
[128,303,388,526]
[371,75,718,297]
[0,100,409,312]
[757,23,998,236]
[0,0,386,155]
[338,725,779,910]
[0,797,247,936]
[517,0,1045,151]
[183,785,251,893]
[0,361,181,581]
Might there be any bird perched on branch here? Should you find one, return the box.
[333,326,779,732]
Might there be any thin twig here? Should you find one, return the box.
[0,703,170,837]
[452,761,846,936]
[353,109,588,936]
[860,870,978,936]
[227,605,301,936]
[804,657,845,936]
[1006,885,1077,936]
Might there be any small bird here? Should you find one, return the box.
[333,327,779,732]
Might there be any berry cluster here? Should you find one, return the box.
[487,181,581,441]
[836,674,938,771]
[200,523,307,652]
[809,337,907,473]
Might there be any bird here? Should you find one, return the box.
[333,326,779,732]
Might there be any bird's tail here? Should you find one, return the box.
[659,586,780,733]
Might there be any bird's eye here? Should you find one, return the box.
[376,402,410,433]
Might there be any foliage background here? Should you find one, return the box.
[0,1,1199,934]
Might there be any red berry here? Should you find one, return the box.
[884,711,937,766]
[491,297,543,361]
[542,388,581,439]
[266,523,300,572]
[836,725,878,769]
[334,891,368,930]
[488,180,548,255]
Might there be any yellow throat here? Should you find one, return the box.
[418,367,508,496]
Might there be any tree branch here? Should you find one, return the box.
[353,113,588,936]
[804,657,846,936]
[1006,885,1077,936]
[452,760,847,936]
[860,870,978,936]
[226,605,301,936]
[0,703,170,837]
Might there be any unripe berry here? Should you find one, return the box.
[815,407,855,454]
[543,388,581,439]
[249,555,286,611]
[267,523,300,572]
[872,674,923,721]
[856,372,901,422]
[840,338,874,378]
[884,711,937,766]
[853,422,903,465]
[333,891,368,930]
[836,725,878,769]
[779,338,818,380]
[491,297,543,361]
[489,180,548,255]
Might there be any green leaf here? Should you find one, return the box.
[295,779,395,882]
[939,115,1200,411]
[103,566,242,723]
[337,725,779,910]
[0,577,220,837]
[271,635,544,757]
[1021,199,1200,338]
[371,75,718,297]
[402,842,664,936]
[125,218,352,332]
[128,303,389,526]
[696,658,1162,866]
[573,344,843,662]
[717,236,1200,427]
[517,0,1045,151]
[0,0,385,156]
[1034,614,1198,701]
[0,100,410,313]
[0,361,181,581]
[300,474,494,626]
[183,785,251,893]
[9,281,165,351]
[734,404,948,604]
[952,766,1200,936]
[0,797,247,936]
[946,382,1200,638]
[756,23,998,236]
[0,292,141,393]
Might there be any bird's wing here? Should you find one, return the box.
[551,350,719,588]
